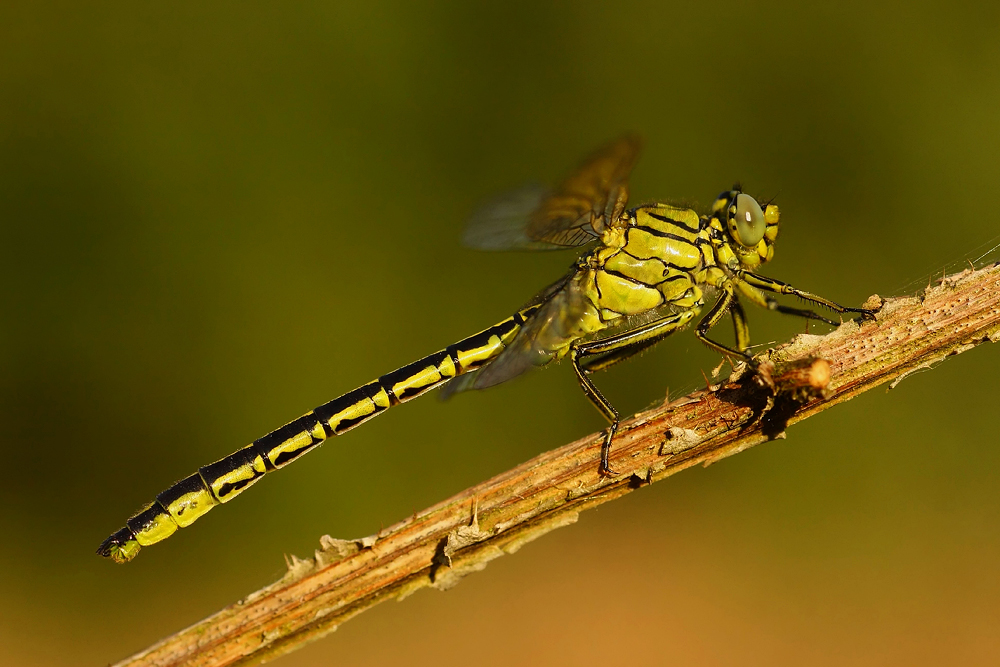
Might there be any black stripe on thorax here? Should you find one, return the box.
[619,255,700,275]
[644,211,702,234]
[602,267,657,288]
[632,224,709,247]
[618,250,699,281]
[655,271,691,282]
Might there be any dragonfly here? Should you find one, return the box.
[98,135,875,563]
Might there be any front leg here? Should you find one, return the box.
[738,270,876,318]
[734,280,839,326]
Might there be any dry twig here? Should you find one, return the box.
[113,263,1000,667]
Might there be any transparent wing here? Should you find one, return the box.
[468,294,570,389]
[463,134,642,251]
[442,274,591,399]
[527,133,641,247]
[462,183,561,251]
[439,271,576,399]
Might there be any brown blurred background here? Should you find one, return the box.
[2,2,999,665]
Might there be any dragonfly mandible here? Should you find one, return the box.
[98,136,875,563]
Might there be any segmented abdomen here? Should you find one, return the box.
[97,305,539,563]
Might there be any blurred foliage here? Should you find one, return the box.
[1,1,999,665]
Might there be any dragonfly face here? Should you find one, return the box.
[710,189,780,272]
[98,135,875,563]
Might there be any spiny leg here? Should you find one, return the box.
[571,311,694,475]
[728,291,839,356]
[579,335,664,374]
[770,303,838,326]
[730,297,751,353]
[695,285,755,365]
[570,352,620,476]
[734,280,838,326]
[737,270,877,318]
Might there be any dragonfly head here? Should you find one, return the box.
[712,188,779,269]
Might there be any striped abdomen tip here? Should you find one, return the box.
[97,527,141,564]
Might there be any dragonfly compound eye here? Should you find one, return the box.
[731,193,766,248]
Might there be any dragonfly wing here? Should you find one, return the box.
[462,183,565,251]
[439,271,577,401]
[471,277,590,390]
[526,134,641,247]
[438,370,480,398]
[519,269,575,309]
[468,311,553,390]
[462,134,641,251]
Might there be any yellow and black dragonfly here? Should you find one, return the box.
[98,136,874,563]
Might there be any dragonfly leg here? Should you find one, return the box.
[571,311,694,475]
[569,353,619,475]
[730,297,751,353]
[737,270,877,318]
[770,302,838,325]
[695,285,755,364]
[578,334,665,374]
[734,280,838,326]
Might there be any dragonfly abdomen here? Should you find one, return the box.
[97,306,537,563]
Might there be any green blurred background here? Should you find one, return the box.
[2,2,999,665]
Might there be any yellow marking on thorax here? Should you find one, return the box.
[594,269,664,315]
[624,227,702,269]
[659,276,695,302]
[603,251,669,286]
[670,284,703,310]
[565,267,613,336]
[600,224,626,250]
